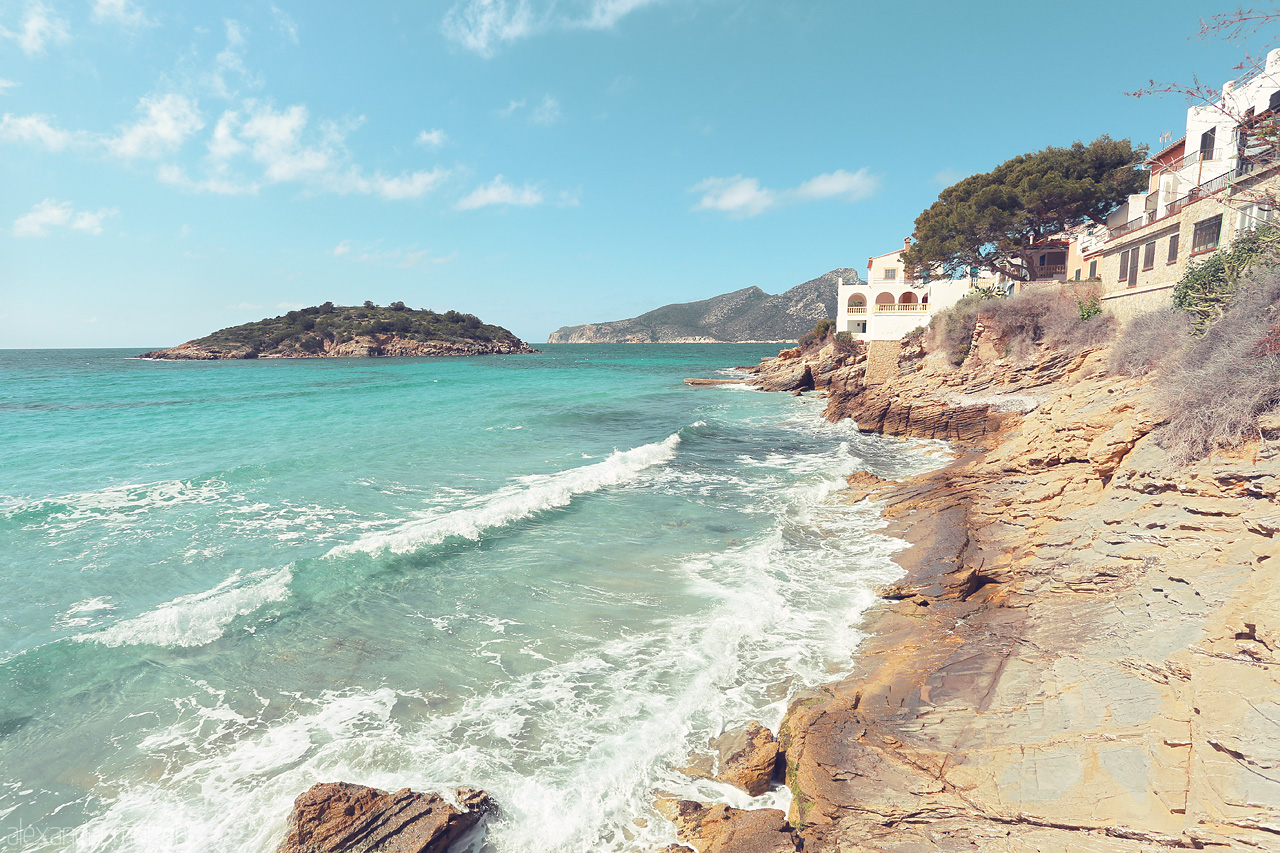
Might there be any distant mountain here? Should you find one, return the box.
[546,269,858,343]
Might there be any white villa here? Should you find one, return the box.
[836,239,972,341]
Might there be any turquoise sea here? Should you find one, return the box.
[0,345,943,852]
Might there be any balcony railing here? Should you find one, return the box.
[874,303,929,313]
[1032,264,1067,278]
[1109,216,1147,239]
[846,306,866,314]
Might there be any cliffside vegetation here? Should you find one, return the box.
[189,301,523,354]
[1113,262,1280,462]
[924,287,1114,366]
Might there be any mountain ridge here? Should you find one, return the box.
[546,269,857,343]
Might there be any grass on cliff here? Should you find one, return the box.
[926,287,1115,366]
[1112,267,1280,462]
[192,302,522,353]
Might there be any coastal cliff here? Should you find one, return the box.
[721,321,1280,850]
[546,269,854,343]
[141,302,537,360]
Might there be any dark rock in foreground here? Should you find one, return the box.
[277,783,496,853]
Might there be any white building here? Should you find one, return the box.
[836,239,972,341]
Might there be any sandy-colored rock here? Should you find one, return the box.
[655,800,800,853]
[277,782,495,853]
[708,721,780,797]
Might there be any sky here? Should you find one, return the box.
[0,0,1269,347]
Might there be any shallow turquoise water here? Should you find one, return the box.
[0,345,943,852]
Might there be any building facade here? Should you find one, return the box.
[1090,48,1280,319]
[836,238,971,341]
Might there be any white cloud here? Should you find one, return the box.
[690,175,775,218]
[157,163,259,195]
[456,175,542,210]
[442,0,534,59]
[206,20,261,99]
[0,112,76,150]
[443,0,660,56]
[13,198,116,237]
[91,0,153,28]
[691,168,880,218]
[497,98,526,117]
[330,240,441,268]
[415,128,447,147]
[1,2,70,56]
[0,79,18,94]
[931,167,969,187]
[107,94,205,159]
[791,169,880,202]
[532,94,560,125]
[371,169,449,199]
[270,4,298,43]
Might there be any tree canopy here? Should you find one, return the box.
[901,136,1149,282]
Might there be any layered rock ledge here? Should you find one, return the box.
[737,334,1280,851]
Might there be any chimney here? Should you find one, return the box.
[903,237,911,252]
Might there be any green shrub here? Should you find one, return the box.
[798,318,834,349]
[978,288,1115,362]
[1173,224,1280,328]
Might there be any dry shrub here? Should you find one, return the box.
[1107,310,1194,377]
[1155,267,1280,462]
[979,288,1116,362]
[925,292,989,365]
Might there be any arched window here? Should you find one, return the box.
[847,295,866,314]
[898,292,918,305]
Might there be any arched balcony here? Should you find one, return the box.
[874,291,928,312]
[847,295,866,315]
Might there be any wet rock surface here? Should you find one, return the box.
[277,783,495,853]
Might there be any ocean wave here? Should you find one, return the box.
[1,478,226,531]
[330,430,685,556]
[77,567,292,649]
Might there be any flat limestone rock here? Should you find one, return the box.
[277,782,495,853]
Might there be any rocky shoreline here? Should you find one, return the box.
[728,328,1280,851]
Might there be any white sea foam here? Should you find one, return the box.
[331,431,684,556]
[4,479,227,539]
[78,567,293,649]
[53,596,116,629]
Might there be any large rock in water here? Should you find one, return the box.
[277,783,495,853]
[709,721,780,797]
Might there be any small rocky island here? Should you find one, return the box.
[141,301,538,360]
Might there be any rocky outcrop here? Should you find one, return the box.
[142,335,537,360]
[746,325,1280,850]
[682,721,783,797]
[548,269,856,343]
[654,800,801,853]
[277,783,495,853]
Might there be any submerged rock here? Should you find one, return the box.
[277,782,495,853]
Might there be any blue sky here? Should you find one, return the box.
[0,0,1264,347]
